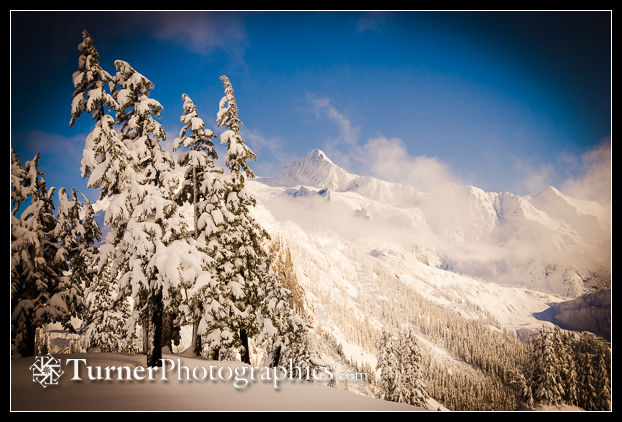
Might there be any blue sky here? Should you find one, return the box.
[10,11,611,204]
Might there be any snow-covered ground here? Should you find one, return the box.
[526,404,584,411]
[11,352,422,411]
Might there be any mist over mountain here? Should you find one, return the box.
[259,149,610,298]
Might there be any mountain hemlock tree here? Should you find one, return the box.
[172,93,222,356]
[579,352,598,409]
[558,330,579,406]
[70,30,189,365]
[508,368,534,408]
[213,75,312,365]
[110,59,189,367]
[11,151,73,356]
[83,257,140,352]
[68,29,143,353]
[54,188,102,326]
[11,148,30,212]
[594,353,611,411]
[212,75,261,362]
[70,29,116,129]
[572,334,611,411]
[375,330,430,408]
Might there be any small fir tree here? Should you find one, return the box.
[376,329,430,407]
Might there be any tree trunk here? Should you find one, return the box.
[240,328,250,364]
[210,347,220,360]
[162,310,180,351]
[269,345,282,368]
[192,166,198,241]
[141,305,149,355]
[190,167,202,357]
[191,320,202,356]
[146,287,164,367]
[17,320,36,357]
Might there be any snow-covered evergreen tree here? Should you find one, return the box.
[11,152,70,356]
[572,334,611,411]
[209,75,312,365]
[110,59,189,366]
[217,76,256,177]
[69,28,119,190]
[375,329,430,407]
[594,352,611,411]
[509,368,534,408]
[578,351,598,409]
[68,29,145,354]
[530,327,565,405]
[211,75,263,362]
[11,148,30,213]
[69,29,116,129]
[173,93,218,237]
[11,148,37,356]
[83,257,139,352]
[171,93,222,356]
[558,330,579,406]
[53,188,101,325]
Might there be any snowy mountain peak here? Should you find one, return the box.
[543,185,563,196]
[307,148,333,164]
[529,184,609,224]
[262,149,425,208]
[263,149,357,191]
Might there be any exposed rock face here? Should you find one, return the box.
[533,290,611,340]
[269,235,311,319]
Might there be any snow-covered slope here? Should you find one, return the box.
[11,353,423,411]
[244,178,569,409]
[248,180,566,334]
[259,149,610,298]
[242,152,611,408]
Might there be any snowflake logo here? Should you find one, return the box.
[29,353,64,388]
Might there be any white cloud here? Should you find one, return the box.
[308,96,359,146]
[148,12,247,57]
[306,95,459,192]
[360,137,458,192]
[511,158,556,195]
[23,130,85,160]
[508,140,611,205]
[561,140,611,204]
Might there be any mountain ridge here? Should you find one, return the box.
[256,149,610,298]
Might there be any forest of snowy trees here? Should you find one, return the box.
[11,29,311,369]
[10,29,611,411]
[288,232,611,410]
